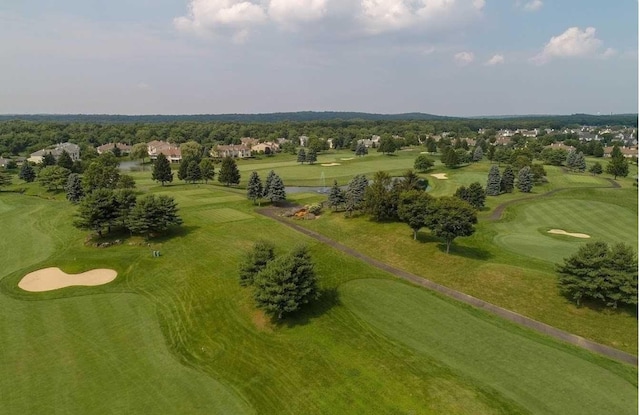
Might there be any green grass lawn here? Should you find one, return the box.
[0,154,637,414]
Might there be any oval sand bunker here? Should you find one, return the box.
[547,229,591,239]
[430,173,448,180]
[19,267,118,292]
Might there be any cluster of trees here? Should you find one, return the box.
[246,170,286,205]
[239,242,319,319]
[487,164,534,195]
[557,241,637,309]
[74,190,182,237]
[297,148,317,164]
[453,182,486,210]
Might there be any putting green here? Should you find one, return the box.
[490,198,637,263]
[340,279,637,415]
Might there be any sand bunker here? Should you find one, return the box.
[340,157,355,161]
[430,173,448,180]
[547,229,591,239]
[321,163,341,167]
[19,267,118,292]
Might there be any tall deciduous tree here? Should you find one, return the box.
[65,173,84,203]
[253,246,319,319]
[426,196,477,254]
[377,136,396,155]
[397,190,433,240]
[218,157,241,186]
[131,143,148,164]
[557,242,637,308]
[589,162,603,175]
[83,153,120,192]
[180,141,203,161]
[486,165,501,196]
[606,145,629,180]
[239,240,275,286]
[152,153,173,186]
[247,171,263,205]
[19,162,36,183]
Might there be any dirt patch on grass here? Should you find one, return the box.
[547,229,591,239]
[430,173,448,180]
[321,163,341,167]
[251,310,273,332]
[19,267,118,292]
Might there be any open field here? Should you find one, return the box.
[0,151,637,414]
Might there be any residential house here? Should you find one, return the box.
[97,142,132,155]
[545,143,576,152]
[211,145,252,159]
[240,137,259,147]
[299,135,309,147]
[147,140,182,163]
[28,142,81,164]
[251,142,280,154]
[604,146,638,158]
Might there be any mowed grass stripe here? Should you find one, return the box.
[196,208,254,223]
[341,279,637,415]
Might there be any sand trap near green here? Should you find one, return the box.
[19,267,117,292]
[321,163,341,167]
[430,173,448,180]
[548,229,590,238]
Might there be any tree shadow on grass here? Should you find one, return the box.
[279,288,341,328]
[415,232,492,260]
[565,297,638,319]
[149,225,200,243]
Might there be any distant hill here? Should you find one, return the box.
[0,111,636,126]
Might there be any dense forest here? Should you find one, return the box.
[0,112,636,157]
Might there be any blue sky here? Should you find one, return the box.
[0,0,637,116]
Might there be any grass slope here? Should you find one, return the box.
[341,279,637,415]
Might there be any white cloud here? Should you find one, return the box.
[454,51,474,65]
[602,47,617,58]
[174,0,267,39]
[531,27,605,65]
[523,0,543,12]
[485,54,504,65]
[358,0,485,35]
[268,0,328,27]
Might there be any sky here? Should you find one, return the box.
[0,0,637,116]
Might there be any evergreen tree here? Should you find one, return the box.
[57,150,74,170]
[74,189,117,237]
[575,152,586,172]
[239,240,275,286]
[486,165,501,196]
[297,148,306,164]
[441,147,459,168]
[247,171,264,205]
[566,150,578,170]
[131,143,148,164]
[218,157,241,186]
[126,194,183,236]
[454,182,485,209]
[82,155,120,192]
[414,154,434,172]
[592,142,605,157]
[500,165,515,193]
[364,171,398,221]
[263,170,276,198]
[355,142,367,157]
[19,162,36,183]
[426,138,437,153]
[151,153,173,186]
[327,180,346,211]
[305,148,317,164]
[487,145,496,161]
[65,173,84,203]
[42,152,56,166]
[253,246,319,319]
[345,174,368,217]
[177,158,190,182]
[0,170,12,190]
[38,165,71,191]
[265,173,286,204]
[589,162,603,175]
[606,145,629,180]
[117,174,136,189]
[186,160,202,183]
[472,146,483,162]
[199,159,215,183]
[517,166,534,193]
[377,136,397,155]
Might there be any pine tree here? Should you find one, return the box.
[151,153,173,186]
[65,173,84,203]
[253,246,319,319]
[265,173,286,204]
[126,194,183,236]
[0,170,12,190]
[414,154,434,172]
[247,171,263,205]
[500,165,515,193]
[263,170,276,198]
[355,142,367,157]
[218,157,241,186]
[441,147,459,168]
[186,160,202,183]
[454,182,485,209]
[306,148,317,164]
[589,162,603,175]
[327,180,346,211]
[606,145,629,180]
[56,150,74,170]
[239,240,275,286]
[517,166,534,193]
[486,165,501,196]
[297,148,306,164]
[19,162,36,183]
[472,146,483,162]
[42,152,56,166]
[566,150,578,171]
[199,159,215,183]
[177,158,189,182]
[345,174,368,217]
[575,152,586,172]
